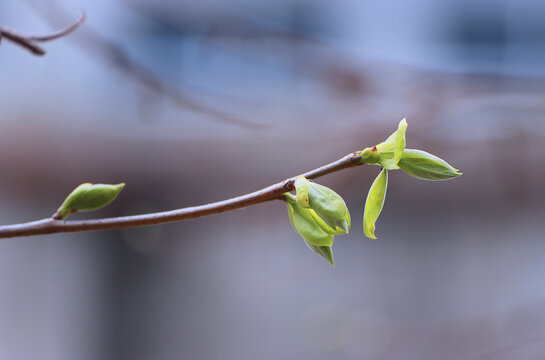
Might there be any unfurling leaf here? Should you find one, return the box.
[363,168,388,239]
[375,118,407,169]
[393,119,408,165]
[285,193,335,266]
[54,183,125,220]
[398,149,462,181]
[294,176,311,208]
[294,176,350,234]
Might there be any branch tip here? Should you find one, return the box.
[0,13,85,56]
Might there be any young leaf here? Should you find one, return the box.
[363,169,388,239]
[398,149,462,181]
[54,183,125,220]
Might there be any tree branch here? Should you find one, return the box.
[0,14,85,55]
[0,151,364,239]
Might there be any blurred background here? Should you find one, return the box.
[1,0,545,359]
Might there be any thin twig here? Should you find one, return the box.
[0,151,364,238]
[0,14,85,55]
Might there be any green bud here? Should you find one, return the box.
[54,183,125,220]
[398,149,462,181]
[294,176,351,234]
[375,118,407,169]
[363,168,388,239]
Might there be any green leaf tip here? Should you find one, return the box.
[398,149,462,181]
[363,168,388,239]
[54,182,125,220]
[294,176,351,235]
[307,243,335,266]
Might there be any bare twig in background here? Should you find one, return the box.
[0,151,363,238]
[123,1,370,96]
[71,25,264,129]
[24,0,263,129]
[0,14,84,55]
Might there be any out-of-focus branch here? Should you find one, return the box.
[0,151,364,238]
[0,14,84,55]
[25,0,262,129]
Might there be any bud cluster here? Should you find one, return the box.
[360,119,461,239]
[284,119,461,264]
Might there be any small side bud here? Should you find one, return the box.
[359,147,381,164]
[54,183,125,220]
[398,149,462,181]
[363,168,388,239]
